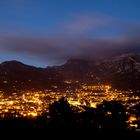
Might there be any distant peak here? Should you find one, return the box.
[1,60,24,65]
[0,60,35,68]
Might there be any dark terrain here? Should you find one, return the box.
[0,53,140,94]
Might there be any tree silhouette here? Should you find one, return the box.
[77,106,101,129]
[49,97,76,128]
[97,100,129,129]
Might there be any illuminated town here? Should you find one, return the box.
[0,84,139,128]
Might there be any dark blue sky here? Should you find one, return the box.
[0,0,140,67]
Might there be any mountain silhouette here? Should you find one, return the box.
[0,53,140,95]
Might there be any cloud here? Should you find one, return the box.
[64,15,113,35]
[0,32,140,66]
[0,15,140,66]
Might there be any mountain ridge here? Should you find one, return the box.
[0,53,140,95]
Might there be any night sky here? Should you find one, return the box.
[0,0,140,67]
